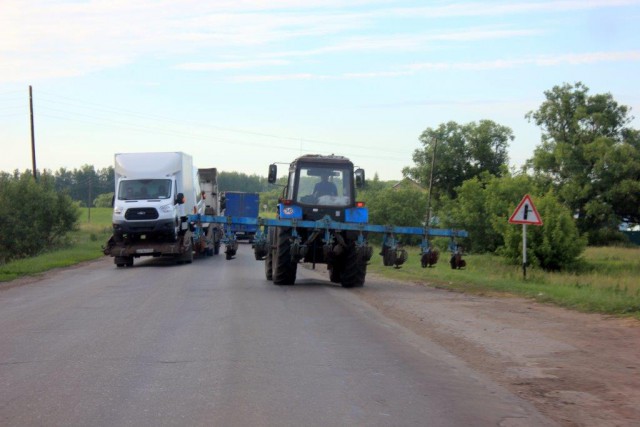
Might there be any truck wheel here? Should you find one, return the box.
[273,227,297,285]
[265,228,274,281]
[341,243,366,288]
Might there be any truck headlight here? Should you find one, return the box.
[114,206,123,215]
[160,204,173,213]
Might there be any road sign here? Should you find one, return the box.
[509,194,543,226]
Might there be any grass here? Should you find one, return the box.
[2,208,639,319]
[367,244,640,319]
[0,207,112,282]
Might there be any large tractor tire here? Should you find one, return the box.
[341,242,366,288]
[265,228,274,281]
[329,264,342,283]
[273,227,297,285]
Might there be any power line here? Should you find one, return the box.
[35,89,407,156]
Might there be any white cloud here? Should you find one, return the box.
[0,0,637,82]
[175,59,290,71]
[228,50,640,82]
[408,50,640,71]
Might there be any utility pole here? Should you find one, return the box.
[424,137,438,229]
[88,179,92,223]
[29,85,37,180]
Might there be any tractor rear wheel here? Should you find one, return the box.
[273,227,297,285]
[265,228,274,281]
[341,242,366,288]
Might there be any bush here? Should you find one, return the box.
[94,192,114,208]
[0,171,80,262]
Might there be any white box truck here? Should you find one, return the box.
[103,152,221,266]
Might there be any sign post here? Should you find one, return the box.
[509,195,543,279]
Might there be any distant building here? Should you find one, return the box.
[392,178,425,192]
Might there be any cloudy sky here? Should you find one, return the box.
[1,0,639,180]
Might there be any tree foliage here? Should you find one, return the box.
[94,192,114,208]
[403,120,512,199]
[526,82,640,241]
[365,187,428,228]
[0,171,80,262]
[218,172,270,193]
[53,165,114,207]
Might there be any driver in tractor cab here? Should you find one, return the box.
[313,173,337,198]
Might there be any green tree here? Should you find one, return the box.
[403,120,512,199]
[218,172,269,192]
[526,82,640,241]
[0,171,80,262]
[366,187,428,228]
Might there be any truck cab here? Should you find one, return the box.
[111,152,205,243]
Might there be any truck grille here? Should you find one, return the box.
[124,208,159,220]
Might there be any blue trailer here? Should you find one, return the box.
[223,192,260,240]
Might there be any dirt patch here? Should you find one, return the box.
[310,265,640,427]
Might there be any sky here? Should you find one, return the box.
[1,0,639,181]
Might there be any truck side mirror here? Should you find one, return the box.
[175,192,185,205]
[268,164,277,184]
[355,168,365,188]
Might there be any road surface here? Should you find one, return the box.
[0,244,553,426]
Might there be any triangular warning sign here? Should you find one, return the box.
[509,194,543,225]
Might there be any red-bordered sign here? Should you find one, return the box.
[509,194,543,225]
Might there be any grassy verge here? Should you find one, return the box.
[367,245,640,319]
[0,207,112,282]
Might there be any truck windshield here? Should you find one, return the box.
[296,165,352,206]
[118,179,172,200]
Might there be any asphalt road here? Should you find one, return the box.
[0,245,554,426]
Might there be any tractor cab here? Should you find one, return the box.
[269,154,365,221]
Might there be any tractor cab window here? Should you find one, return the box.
[296,165,352,206]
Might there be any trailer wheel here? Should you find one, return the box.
[178,237,194,264]
[273,227,297,285]
[265,228,274,281]
[341,243,366,288]
[115,256,133,267]
[205,226,214,256]
[382,246,397,266]
[381,245,397,266]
